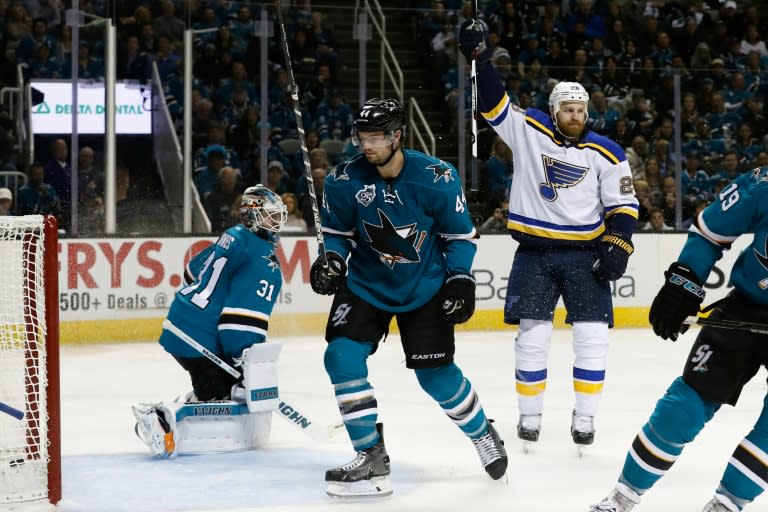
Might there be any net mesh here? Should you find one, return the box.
[0,216,49,503]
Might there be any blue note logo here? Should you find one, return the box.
[539,155,589,201]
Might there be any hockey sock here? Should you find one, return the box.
[619,376,719,494]
[715,393,768,509]
[515,319,553,415]
[572,321,608,417]
[324,337,379,450]
[415,363,488,439]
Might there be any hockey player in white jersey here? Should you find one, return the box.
[132,186,287,457]
[459,21,639,451]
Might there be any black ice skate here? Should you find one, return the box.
[325,423,392,498]
[571,411,595,457]
[472,420,508,481]
[517,414,541,453]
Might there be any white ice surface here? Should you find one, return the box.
[24,328,768,511]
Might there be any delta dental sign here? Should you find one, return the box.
[29,80,152,134]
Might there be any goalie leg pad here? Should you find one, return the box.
[241,342,283,413]
[172,401,273,453]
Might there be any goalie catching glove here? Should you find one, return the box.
[649,262,705,341]
[440,273,476,324]
[592,232,634,281]
[310,252,347,295]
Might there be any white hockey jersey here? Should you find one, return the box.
[481,95,639,247]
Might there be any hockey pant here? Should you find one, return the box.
[515,319,608,417]
[324,337,490,450]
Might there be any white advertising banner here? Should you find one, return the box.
[30,80,152,135]
[56,233,752,339]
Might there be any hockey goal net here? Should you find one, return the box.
[0,215,60,504]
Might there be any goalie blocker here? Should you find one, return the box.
[133,342,281,457]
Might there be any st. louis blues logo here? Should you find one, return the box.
[429,162,454,183]
[362,209,426,268]
[355,184,376,207]
[539,155,589,201]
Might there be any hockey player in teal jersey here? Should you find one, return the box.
[459,20,639,451]
[591,167,768,511]
[309,98,507,497]
[132,186,288,457]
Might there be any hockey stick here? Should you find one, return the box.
[0,401,24,420]
[277,1,327,267]
[468,0,480,195]
[162,320,344,441]
[683,316,768,335]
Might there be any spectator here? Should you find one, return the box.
[280,192,308,233]
[587,89,621,135]
[633,179,653,225]
[118,34,150,81]
[624,90,657,139]
[680,152,711,203]
[16,17,55,63]
[152,0,185,45]
[299,167,326,234]
[711,150,743,184]
[265,161,289,195]
[194,145,228,200]
[642,207,673,232]
[17,163,62,224]
[204,166,241,234]
[740,24,767,57]
[481,136,513,215]
[314,89,353,141]
[478,200,509,235]
[625,135,648,181]
[62,41,103,79]
[732,122,763,165]
[0,187,13,215]
[152,35,181,81]
[43,138,71,228]
[683,119,726,164]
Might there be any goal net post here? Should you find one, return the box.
[0,215,61,504]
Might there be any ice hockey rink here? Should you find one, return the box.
[29,327,768,511]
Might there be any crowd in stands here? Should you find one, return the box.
[1,0,767,236]
[416,0,768,232]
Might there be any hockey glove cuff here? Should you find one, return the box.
[592,232,634,281]
[458,19,494,68]
[440,273,476,325]
[649,262,705,341]
[310,252,347,295]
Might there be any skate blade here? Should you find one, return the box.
[326,476,393,498]
[576,445,586,458]
[522,440,535,454]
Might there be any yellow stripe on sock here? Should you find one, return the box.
[573,380,604,394]
[516,381,547,396]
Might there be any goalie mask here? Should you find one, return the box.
[240,185,287,242]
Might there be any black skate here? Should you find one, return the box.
[325,423,392,498]
[517,414,541,453]
[472,420,508,481]
[571,411,594,457]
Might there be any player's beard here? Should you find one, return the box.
[365,147,394,166]
[558,119,585,139]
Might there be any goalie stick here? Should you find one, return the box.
[162,320,344,441]
[276,0,327,268]
[683,316,768,335]
[0,401,24,420]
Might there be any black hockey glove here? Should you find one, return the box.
[310,252,347,295]
[592,232,634,281]
[649,262,705,341]
[458,19,494,67]
[440,273,476,325]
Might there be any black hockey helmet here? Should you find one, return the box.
[352,98,406,141]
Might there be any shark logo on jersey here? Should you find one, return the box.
[362,209,426,268]
[429,162,454,184]
[751,167,768,184]
[263,251,280,272]
[355,184,376,207]
[329,161,350,181]
[539,155,590,201]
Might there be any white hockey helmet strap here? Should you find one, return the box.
[549,81,589,124]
